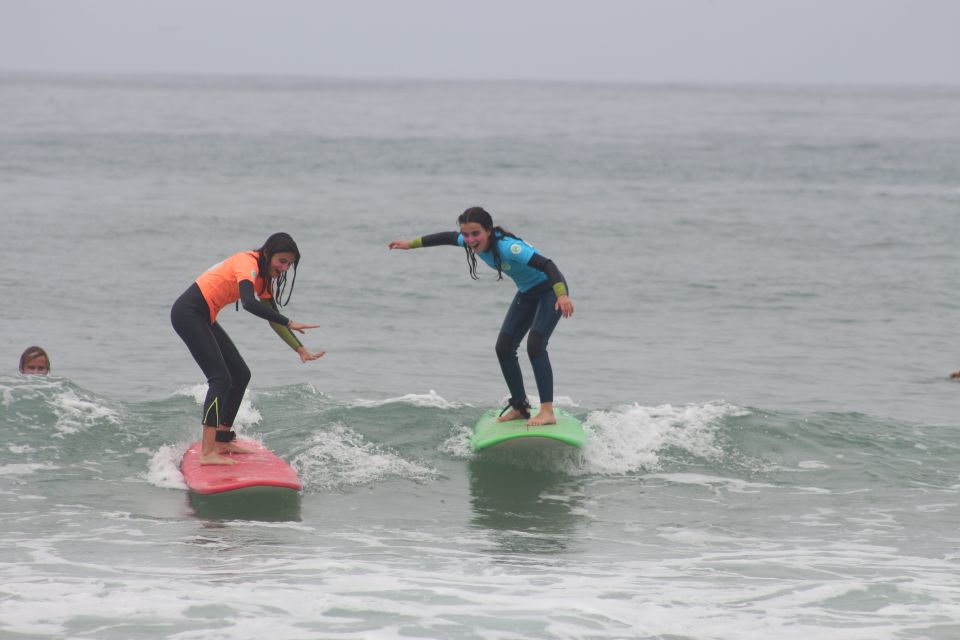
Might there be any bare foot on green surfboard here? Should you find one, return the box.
[496,408,526,422]
[527,410,556,426]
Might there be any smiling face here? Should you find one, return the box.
[268,251,297,278]
[460,222,493,253]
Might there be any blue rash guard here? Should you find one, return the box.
[457,233,546,292]
[409,227,570,407]
[413,230,568,297]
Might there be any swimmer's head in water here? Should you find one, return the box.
[19,346,50,375]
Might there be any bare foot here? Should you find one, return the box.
[217,442,254,454]
[527,411,556,426]
[497,408,526,423]
[200,453,236,465]
[951,371,960,379]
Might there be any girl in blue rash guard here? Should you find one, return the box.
[388,207,574,426]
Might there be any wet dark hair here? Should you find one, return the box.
[19,346,50,374]
[457,207,521,281]
[255,232,300,307]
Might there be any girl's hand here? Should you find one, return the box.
[297,346,325,362]
[388,240,411,250]
[556,295,574,319]
[287,321,321,334]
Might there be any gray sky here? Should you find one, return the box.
[3,0,959,84]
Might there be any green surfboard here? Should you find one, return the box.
[471,408,586,452]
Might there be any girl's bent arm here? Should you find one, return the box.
[527,254,568,297]
[264,299,304,351]
[239,280,290,325]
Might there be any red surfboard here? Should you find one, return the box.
[180,439,302,495]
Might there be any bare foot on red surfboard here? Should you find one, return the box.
[527,411,556,426]
[200,453,236,465]
[218,442,254,454]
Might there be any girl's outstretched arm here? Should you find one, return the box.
[388,232,461,250]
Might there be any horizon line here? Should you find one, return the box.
[2,68,958,91]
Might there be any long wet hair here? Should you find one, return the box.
[458,207,522,281]
[19,346,50,374]
[255,232,300,307]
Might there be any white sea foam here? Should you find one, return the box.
[439,400,745,473]
[2,534,955,640]
[174,383,262,429]
[349,389,464,409]
[576,400,746,475]
[646,472,779,493]
[550,395,579,408]
[292,423,437,490]
[0,376,62,406]
[0,462,58,476]
[173,383,206,401]
[51,390,121,435]
[798,460,830,469]
[145,443,188,490]
[7,445,35,454]
[914,503,956,513]
[438,424,474,458]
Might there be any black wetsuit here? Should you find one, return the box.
[170,281,297,428]
[417,231,569,407]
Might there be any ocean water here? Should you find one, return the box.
[2,72,960,638]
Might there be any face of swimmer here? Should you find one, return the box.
[19,350,50,375]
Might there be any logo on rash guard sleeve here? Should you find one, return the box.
[510,244,523,255]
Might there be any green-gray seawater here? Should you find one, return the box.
[3,73,960,638]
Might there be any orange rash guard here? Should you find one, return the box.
[195,251,271,323]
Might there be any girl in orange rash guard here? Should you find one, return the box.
[170,232,324,465]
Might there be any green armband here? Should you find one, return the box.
[270,321,303,351]
[259,299,302,351]
[553,282,568,297]
[409,237,423,249]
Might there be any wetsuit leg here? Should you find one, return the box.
[209,321,250,427]
[496,290,538,403]
[526,288,563,404]
[170,284,232,428]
